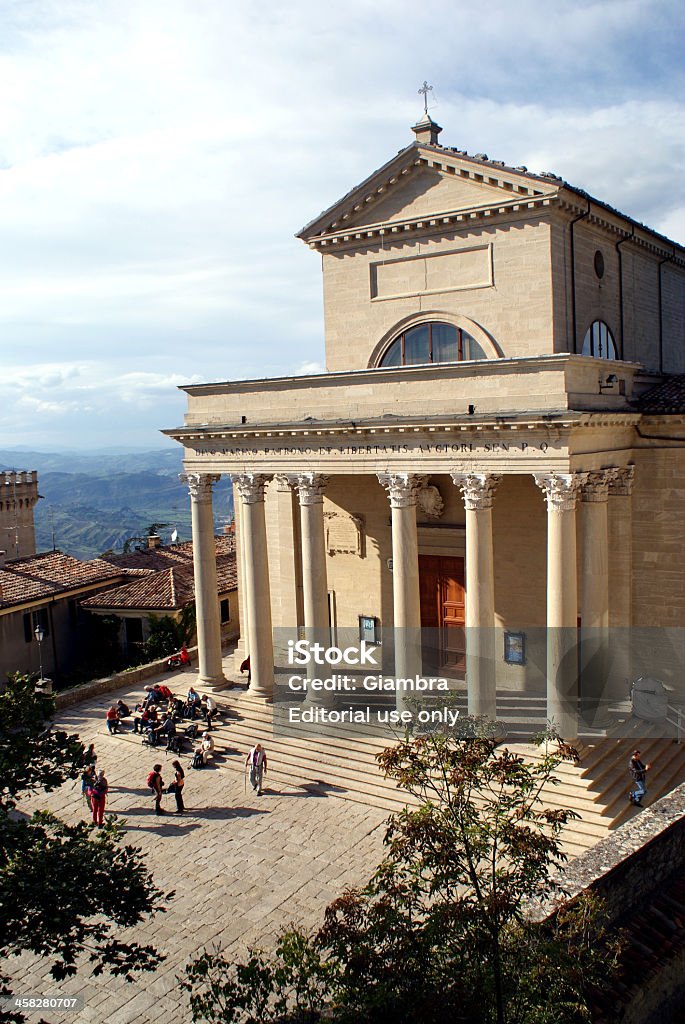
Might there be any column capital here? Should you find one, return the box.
[288,472,330,505]
[451,472,502,511]
[377,473,429,508]
[231,473,272,504]
[580,470,613,503]
[182,473,220,502]
[534,472,587,512]
[607,465,635,497]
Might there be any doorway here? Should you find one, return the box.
[419,554,466,675]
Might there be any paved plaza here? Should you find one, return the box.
[9,658,390,1024]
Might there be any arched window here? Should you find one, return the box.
[582,320,617,360]
[379,322,486,367]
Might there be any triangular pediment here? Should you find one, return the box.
[298,143,561,244]
[342,167,509,229]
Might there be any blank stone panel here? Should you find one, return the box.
[370,244,492,300]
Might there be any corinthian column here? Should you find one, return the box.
[184,473,226,688]
[452,473,501,720]
[534,472,586,739]
[231,473,274,699]
[289,473,330,631]
[378,473,427,684]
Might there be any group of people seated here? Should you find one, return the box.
[105,699,131,733]
[103,655,221,764]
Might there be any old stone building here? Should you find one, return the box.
[165,112,685,739]
[0,470,39,565]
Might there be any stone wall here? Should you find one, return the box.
[534,780,685,1024]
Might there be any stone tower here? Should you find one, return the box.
[0,471,40,564]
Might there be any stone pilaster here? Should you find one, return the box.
[608,465,635,690]
[232,473,274,699]
[580,471,611,630]
[579,471,612,726]
[184,472,226,688]
[451,473,501,720]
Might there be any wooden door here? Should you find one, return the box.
[419,555,466,675]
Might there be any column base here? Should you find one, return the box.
[195,674,231,693]
[245,683,273,702]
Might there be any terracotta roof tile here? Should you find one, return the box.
[635,374,685,413]
[81,551,236,612]
[102,534,234,572]
[0,551,123,609]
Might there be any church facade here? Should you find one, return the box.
[165,113,685,739]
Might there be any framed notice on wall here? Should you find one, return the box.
[503,631,526,665]
[359,615,380,645]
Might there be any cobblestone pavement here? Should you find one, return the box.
[7,660,389,1024]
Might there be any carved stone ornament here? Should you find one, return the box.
[607,465,635,497]
[181,473,220,503]
[324,510,365,557]
[230,473,272,504]
[451,472,502,511]
[534,472,587,512]
[377,473,429,508]
[289,472,330,506]
[416,484,445,519]
[580,470,613,503]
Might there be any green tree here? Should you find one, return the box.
[144,604,196,661]
[184,732,620,1024]
[0,675,169,1022]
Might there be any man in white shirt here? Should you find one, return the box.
[202,694,217,731]
[196,732,214,765]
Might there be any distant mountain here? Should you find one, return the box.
[0,448,234,560]
[0,447,183,476]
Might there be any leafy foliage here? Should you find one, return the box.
[0,676,168,1021]
[184,734,620,1024]
[144,605,196,661]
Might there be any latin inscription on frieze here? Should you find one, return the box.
[190,440,551,459]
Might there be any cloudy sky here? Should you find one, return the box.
[1,0,683,451]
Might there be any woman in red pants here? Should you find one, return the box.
[89,769,109,827]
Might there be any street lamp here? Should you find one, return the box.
[34,624,45,682]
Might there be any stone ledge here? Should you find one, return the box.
[534,772,685,922]
[54,654,185,710]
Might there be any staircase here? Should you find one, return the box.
[211,691,685,861]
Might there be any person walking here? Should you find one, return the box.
[240,656,251,684]
[89,769,109,826]
[81,763,96,812]
[170,760,185,814]
[147,763,165,815]
[245,742,267,796]
[629,749,651,806]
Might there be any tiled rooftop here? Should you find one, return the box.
[0,551,123,609]
[102,533,234,572]
[81,551,237,611]
[635,374,685,413]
